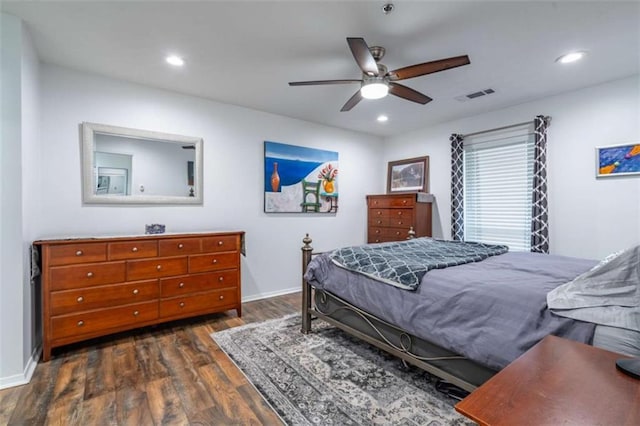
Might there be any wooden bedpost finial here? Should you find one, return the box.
[407,227,416,239]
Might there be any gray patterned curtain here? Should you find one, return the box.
[531,115,550,253]
[450,134,465,241]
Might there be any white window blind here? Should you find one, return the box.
[463,129,534,251]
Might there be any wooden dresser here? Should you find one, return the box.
[367,193,434,243]
[34,231,244,361]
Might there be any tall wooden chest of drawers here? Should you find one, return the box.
[34,231,244,361]
[367,193,434,243]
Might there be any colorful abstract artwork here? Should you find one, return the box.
[597,143,640,177]
[264,141,339,213]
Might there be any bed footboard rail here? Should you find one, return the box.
[301,233,313,333]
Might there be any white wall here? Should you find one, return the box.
[0,13,41,388]
[384,75,640,259]
[40,65,384,302]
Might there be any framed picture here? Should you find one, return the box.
[596,142,640,177]
[387,156,429,193]
[264,141,339,213]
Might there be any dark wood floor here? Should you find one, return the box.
[0,292,301,425]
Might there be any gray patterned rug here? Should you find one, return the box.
[211,314,472,425]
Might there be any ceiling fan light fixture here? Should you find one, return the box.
[165,55,185,67]
[361,80,389,99]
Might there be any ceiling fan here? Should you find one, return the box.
[289,37,470,112]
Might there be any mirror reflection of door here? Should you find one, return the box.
[97,167,128,195]
[94,151,132,195]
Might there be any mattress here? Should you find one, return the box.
[305,251,598,371]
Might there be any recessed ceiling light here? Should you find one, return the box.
[377,115,389,123]
[556,51,585,64]
[166,55,185,67]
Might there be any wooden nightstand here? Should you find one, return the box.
[455,335,640,425]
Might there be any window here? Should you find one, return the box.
[463,127,534,251]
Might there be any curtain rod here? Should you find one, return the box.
[462,120,533,139]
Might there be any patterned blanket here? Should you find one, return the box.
[329,237,509,290]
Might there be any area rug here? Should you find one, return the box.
[211,314,472,425]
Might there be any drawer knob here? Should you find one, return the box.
[133,310,139,316]
[87,272,94,278]
[212,259,218,264]
[398,212,402,216]
[218,277,224,282]
[377,211,382,215]
[375,239,380,243]
[218,241,223,246]
[375,230,380,234]
[77,296,84,303]
[402,200,407,204]
[396,231,400,235]
[179,282,185,288]
[178,243,184,249]
[377,220,382,224]
[132,289,139,295]
[77,320,84,327]
[156,265,162,271]
[132,247,138,252]
[179,302,185,308]
[76,250,83,256]
[219,295,224,300]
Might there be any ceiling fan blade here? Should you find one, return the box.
[347,37,379,76]
[388,55,470,81]
[340,90,363,112]
[289,79,361,86]
[388,83,433,104]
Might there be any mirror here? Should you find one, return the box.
[81,122,203,204]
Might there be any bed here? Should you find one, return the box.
[301,234,640,392]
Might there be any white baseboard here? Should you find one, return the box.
[0,345,40,390]
[242,286,300,303]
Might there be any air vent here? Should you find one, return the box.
[455,88,496,102]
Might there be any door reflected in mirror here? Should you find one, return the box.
[82,122,203,204]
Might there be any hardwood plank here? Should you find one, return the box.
[44,402,84,426]
[115,386,154,426]
[210,348,249,387]
[170,364,216,414]
[2,292,303,425]
[9,358,62,424]
[84,346,116,399]
[236,382,285,426]
[79,392,117,425]
[146,377,190,425]
[198,363,262,425]
[0,387,21,425]
[134,332,171,382]
[50,352,88,404]
[173,328,214,367]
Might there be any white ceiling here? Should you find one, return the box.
[3,1,639,137]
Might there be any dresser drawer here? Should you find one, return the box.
[48,243,107,266]
[51,300,158,340]
[159,288,238,319]
[201,235,239,253]
[158,238,201,256]
[368,216,389,227]
[160,270,238,297]
[368,196,415,208]
[388,214,414,228]
[109,240,158,260]
[189,252,238,273]
[126,257,188,281]
[368,228,413,242]
[50,262,126,291]
[50,280,158,315]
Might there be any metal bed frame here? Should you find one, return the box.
[300,234,496,392]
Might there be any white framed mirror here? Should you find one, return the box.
[81,122,203,204]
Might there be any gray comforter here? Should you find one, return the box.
[305,251,597,371]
